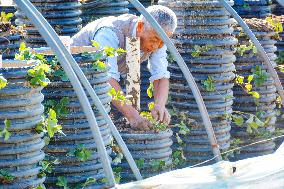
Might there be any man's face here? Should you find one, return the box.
[136,21,172,53]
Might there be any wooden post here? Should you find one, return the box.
[125,37,141,111]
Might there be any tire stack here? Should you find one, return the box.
[115,120,173,183]
[232,0,272,18]
[128,0,158,15]
[158,0,237,166]
[0,61,45,188]
[40,48,113,188]
[15,0,82,48]
[271,0,284,16]
[81,0,129,27]
[271,15,284,149]
[231,18,278,160]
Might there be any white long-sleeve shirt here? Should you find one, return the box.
[93,27,170,82]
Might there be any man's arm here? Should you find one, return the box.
[148,45,171,124]
[109,78,151,130]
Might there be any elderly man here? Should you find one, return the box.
[71,5,177,130]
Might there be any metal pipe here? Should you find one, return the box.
[218,0,284,106]
[127,0,222,161]
[14,0,116,185]
[275,0,284,7]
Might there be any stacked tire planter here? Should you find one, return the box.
[272,16,284,148]
[0,61,45,188]
[159,0,237,166]
[81,0,129,26]
[15,0,82,48]
[232,0,272,18]
[231,18,278,160]
[114,120,173,183]
[128,0,158,15]
[40,48,113,188]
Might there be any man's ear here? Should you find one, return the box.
[137,20,144,34]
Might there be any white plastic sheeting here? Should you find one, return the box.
[118,142,284,189]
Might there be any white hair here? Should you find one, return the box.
[139,5,177,34]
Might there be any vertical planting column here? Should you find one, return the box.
[15,0,82,47]
[114,121,173,183]
[159,0,237,166]
[0,61,45,188]
[231,18,278,160]
[81,0,129,26]
[232,0,272,18]
[40,47,113,188]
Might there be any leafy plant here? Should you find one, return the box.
[147,81,154,98]
[140,111,167,132]
[47,58,69,82]
[0,169,14,184]
[45,97,70,118]
[56,176,69,189]
[81,177,97,188]
[68,144,92,162]
[251,65,269,87]
[235,74,260,99]
[0,12,14,23]
[108,88,131,106]
[236,40,257,56]
[35,109,64,138]
[242,2,250,8]
[223,138,244,159]
[0,119,11,141]
[38,159,60,178]
[27,64,51,88]
[175,121,190,135]
[0,75,7,89]
[202,76,216,92]
[172,149,186,168]
[191,44,214,58]
[266,17,283,33]
[276,51,284,65]
[135,158,145,170]
[149,160,166,172]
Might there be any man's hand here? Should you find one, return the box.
[151,104,171,125]
[128,115,151,131]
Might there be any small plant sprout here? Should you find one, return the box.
[235,74,260,99]
[45,97,70,118]
[236,40,257,56]
[265,16,283,33]
[0,75,7,89]
[67,144,92,162]
[0,119,11,141]
[149,159,167,172]
[202,76,216,92]
[172,149,186,168]
[38,159,60,178]
[251,65,269,87]
[191,44,214,58]
[35,109,64,138]
[27,63,51,88]
[0,12,14,23]
[56,176,69,189]
[108,88,131,106]
[0,169,15,184]
[135,158,145,170]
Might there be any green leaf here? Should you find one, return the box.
[91,40,100,48]
[0,75,7,89]
[135,158,145,169]
[248,91,260,99]
[148,102,155,111]
[147,82,154,98]
[56,176,69,189]
[232,115,244,126]
[202,76,216,92]
[83,177,97,187]
[247,75,254,83]
[236,75,244,84]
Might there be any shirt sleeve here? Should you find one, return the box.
[148,45,171,82]
[93,28,121,82]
